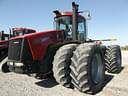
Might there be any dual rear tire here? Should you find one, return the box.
[70,43,105,94]
[53,44,122,94]
[53,43,105,94]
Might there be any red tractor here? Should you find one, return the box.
[0,28,36,72]
[0,31,10,61]
[6,2,121,94]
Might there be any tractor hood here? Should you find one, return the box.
[8,29,64,61]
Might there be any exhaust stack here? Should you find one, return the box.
[72,2,79,40]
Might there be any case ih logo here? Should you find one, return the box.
[41,37,49,43]
[33,37,49,45]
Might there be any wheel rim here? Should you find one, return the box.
[91,53,103,84]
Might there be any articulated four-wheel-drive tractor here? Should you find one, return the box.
[6,2,121,94]
[0,28,36,72]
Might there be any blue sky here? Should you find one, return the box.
[0,0,128,46]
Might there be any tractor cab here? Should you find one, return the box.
[54,11,87,41]
[12,28,36,37]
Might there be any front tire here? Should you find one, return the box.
[53,44,77,87]
[70,43,105,94]
[0,57,10,73]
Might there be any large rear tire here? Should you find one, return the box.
[104,45,122,73]
[53,44,77,87]
[70,43,105,94]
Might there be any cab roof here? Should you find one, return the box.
[54,11,86,20]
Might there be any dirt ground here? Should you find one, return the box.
[0,51,128,96]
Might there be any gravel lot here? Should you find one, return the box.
[0,51,128,96]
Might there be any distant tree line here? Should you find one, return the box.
[121,45,128,50]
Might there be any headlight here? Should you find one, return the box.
[7,62,13,66]
[15,62,24,67]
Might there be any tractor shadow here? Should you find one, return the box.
[103,66,124,87]
[35,74,114,89]
[35,77,58,88]
[103,74,114,87]
[117,66,124,73]
[35,67,124,89]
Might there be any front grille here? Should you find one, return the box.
[8,39,23,60]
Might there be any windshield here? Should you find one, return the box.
[54,16,86,40]
[13,30,35,36]
[55,16,72,35]
[14,31,24,36]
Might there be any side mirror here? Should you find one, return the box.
[79,10,91,20]
[84,10,91,20]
